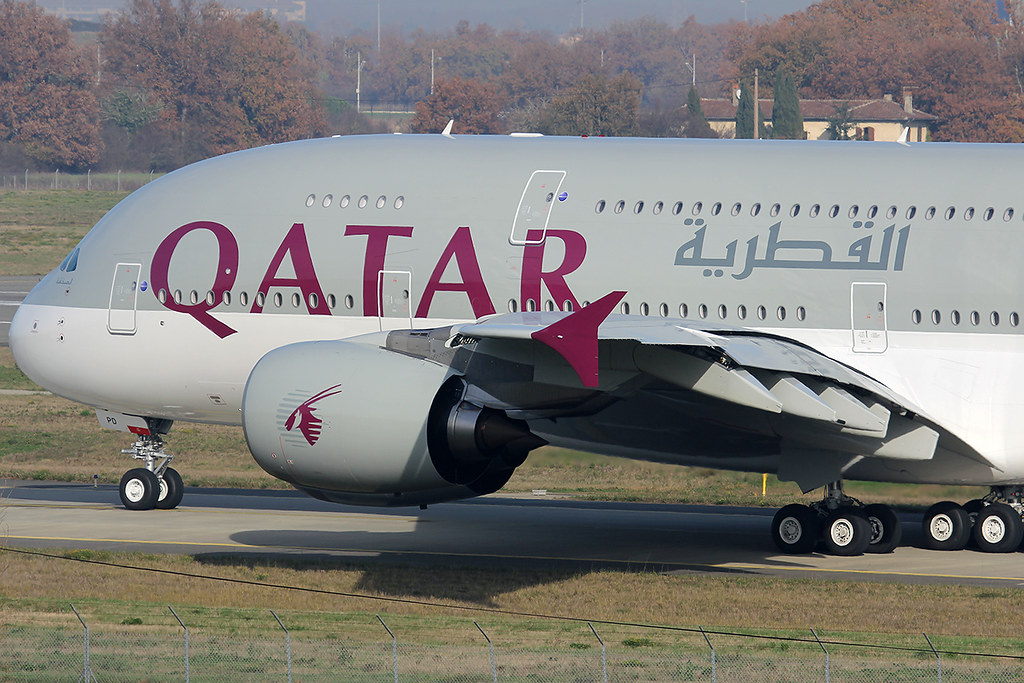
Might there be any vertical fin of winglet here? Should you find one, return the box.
[531,291,626,388]
[442,119,455,138]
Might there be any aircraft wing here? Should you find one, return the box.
[441,292,992,491]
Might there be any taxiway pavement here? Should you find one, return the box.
[2,480,1022,587]
[0,276,40,346]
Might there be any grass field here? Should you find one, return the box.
[0,189,1007,666]
[0,190,127,274]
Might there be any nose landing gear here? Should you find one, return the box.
[116,419,183,511]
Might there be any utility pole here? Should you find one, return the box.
[753,68,759,139]
[430,48,435,95]
[377,0,381,53]
[685,53,696,88]
[357,51,365,112]
[740,0,749,23]
[578,0,587,30]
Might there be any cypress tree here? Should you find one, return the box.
[684,86,716,138]
[735,80,755,139]
[772,68,805,139]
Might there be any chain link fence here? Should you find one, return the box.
[1,606,1022,681]
[0,171,161,193]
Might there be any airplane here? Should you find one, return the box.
[10,132,1024,558]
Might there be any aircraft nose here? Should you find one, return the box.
[9,281,54,390]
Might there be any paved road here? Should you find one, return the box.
[2,480,1023,587]
[0,276,40,346]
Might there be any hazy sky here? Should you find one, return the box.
[44,1,820,32]
[307,1,819,35]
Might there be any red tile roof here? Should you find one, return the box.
[694,98,936,123]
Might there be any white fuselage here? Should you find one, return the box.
[11,135,1024,485]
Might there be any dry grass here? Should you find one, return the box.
[0,190,124,275]
[0,548,1021,655]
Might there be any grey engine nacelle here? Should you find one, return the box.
[241,339,544,507]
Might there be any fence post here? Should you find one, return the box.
[24,169,28,190]
[588,623,608,683]
[271,611,292,683]
[699,626,716,683]
[376,615,398,683]
[474,621,498,683]
[168,606,189,683]
[811,629,829,683]
[117,169,122,193]
[87,169,91,191]
[70,604,97,683]
[923,633,941,683]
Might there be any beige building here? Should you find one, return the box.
[694,92,936,142]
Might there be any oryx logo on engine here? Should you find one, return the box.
[284,384,343,446]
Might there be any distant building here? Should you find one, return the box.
[692,91,936,142]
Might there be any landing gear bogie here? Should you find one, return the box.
[771,481,901,557]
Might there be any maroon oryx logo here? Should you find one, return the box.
[284,384,343,446]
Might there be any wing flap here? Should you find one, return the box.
[449,304,993,474]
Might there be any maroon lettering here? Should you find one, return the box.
[520,228,587,310]
[344,225,414,316]
[151,221,239,338]
[416,226,495,319]
[252,223,330,315]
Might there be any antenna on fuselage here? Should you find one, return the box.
[442,119,455,138]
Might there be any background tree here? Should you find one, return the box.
[771,68,804,139]
[409,77,505,134]
[683,86,716,138]
[539,73,642,136]
[733,80,766,139]
[0,0,102,169]
[101,0,325,168]
[825,103,856,140]
[728,0,1024,142]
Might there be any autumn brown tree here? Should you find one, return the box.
[409,76,505,134]
[101,0,325,167]
[539,73,642,136]
[728,0,1024,142]
[0,0,102,169]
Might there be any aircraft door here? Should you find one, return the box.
[510,170,566,245]
[851,282,887,353]
[378,270,412,331]
[107,262,141,335]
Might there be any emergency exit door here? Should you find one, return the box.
[107,263,141,334]
[509,170,566,245]
[378,270,412,331]
[851,282,887,353]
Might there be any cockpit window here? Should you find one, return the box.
[59,247,80,273]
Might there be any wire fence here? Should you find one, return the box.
[0,171,162,193]
[1,606,1022,681]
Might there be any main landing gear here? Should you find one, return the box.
[921,486,1024,553]
[118,425,183,511]
[771,481,902,556]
